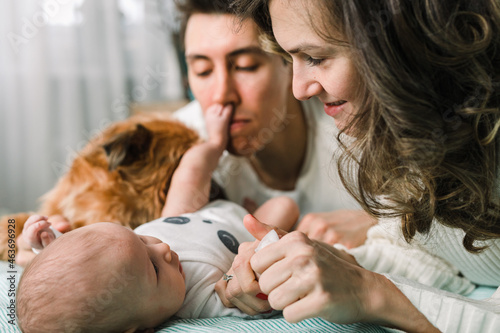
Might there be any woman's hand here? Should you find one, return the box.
[215,240,273,315]
[215,214,361,317]
[252,229,371,323]
[215,215,288,315]
[248,214,438,332]
[296,210,377,248]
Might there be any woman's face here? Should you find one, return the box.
[269,0,361,130]
[185,14,293,156]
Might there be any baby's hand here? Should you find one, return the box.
[22,215,57,252]
[205,104,233,150]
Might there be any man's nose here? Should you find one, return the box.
[212,69,239,106]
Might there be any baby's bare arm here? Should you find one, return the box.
[162,104,232,216]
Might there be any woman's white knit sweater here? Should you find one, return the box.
[348,218,500,332]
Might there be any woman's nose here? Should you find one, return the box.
[292,64,322,100]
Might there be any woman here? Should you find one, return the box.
[223,0,500,331]
[173,0,375,248]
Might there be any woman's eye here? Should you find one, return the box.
[305,56,324,66]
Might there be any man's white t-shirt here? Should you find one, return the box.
[173,98,361,220]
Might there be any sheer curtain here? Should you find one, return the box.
[0,0,183,214]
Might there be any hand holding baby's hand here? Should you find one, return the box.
[216,215,287,315]
[215,239,273,315]
[22,215,57,251]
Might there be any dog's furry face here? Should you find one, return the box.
[38,113,200,230]
[0,113,199,262]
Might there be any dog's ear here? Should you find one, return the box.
[103,124,153,171]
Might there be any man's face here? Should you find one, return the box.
[185,14,293,156]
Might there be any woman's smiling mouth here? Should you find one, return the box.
[323,100,347,117]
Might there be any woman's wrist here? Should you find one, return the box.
[364,273,440,332]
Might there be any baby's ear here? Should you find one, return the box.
[103,124,153,171]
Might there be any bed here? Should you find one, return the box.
[0,261,387,332]
[1,261,495,332]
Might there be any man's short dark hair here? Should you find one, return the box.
[175,0,236,46]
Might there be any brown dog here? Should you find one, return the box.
[0,112,204,266]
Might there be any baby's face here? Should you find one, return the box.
[87,223,186,330]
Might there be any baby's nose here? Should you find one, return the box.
[155,242,172,262]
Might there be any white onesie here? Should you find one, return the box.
[134,200,274,319]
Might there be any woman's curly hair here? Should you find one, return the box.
[233,0,500,252]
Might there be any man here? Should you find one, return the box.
[173,0,375,248]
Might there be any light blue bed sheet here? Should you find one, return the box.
[1,261,495,332]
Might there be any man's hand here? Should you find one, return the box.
[296,210,377,248]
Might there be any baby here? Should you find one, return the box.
[16,104,298,333]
